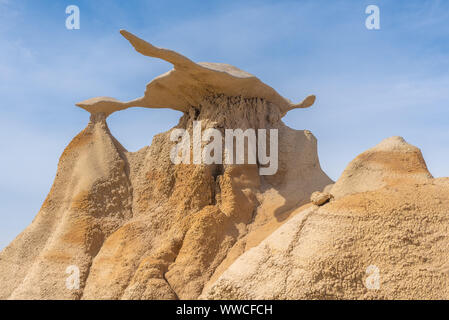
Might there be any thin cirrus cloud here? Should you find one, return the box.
[0,0,448,249]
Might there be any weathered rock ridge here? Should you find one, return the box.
[0,31,331,299]
[202,137,449,300]
[2,31,447,300]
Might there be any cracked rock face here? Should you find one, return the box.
[0,31,331,300]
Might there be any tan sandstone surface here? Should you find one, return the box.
[201,137,449,299]
[1,31,448,300]
[0,31,331,300]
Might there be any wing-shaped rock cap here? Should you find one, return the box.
[76,97,130,117]
[76,30,315,117]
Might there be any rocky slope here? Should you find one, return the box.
[0,31,331,299]
[1,31,447,300]
[0,113,133,299]
[201,137,449,299]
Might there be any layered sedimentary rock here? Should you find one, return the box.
[201,137,449,300]
[0,31,331,299]
[0,113,133,299]
[330,136,433,199]
[3,30,446,301]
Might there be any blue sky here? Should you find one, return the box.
[1,0,448,249]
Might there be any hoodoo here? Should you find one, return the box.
[2,30,448,301]
[0,30,331,299]
[201,137,449,300]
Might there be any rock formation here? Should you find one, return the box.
[0,30,331,299]
[2,31,447,300]
[330,136,433,199]
[201,137,449,299]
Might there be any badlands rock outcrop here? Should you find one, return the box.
[329,136,433,199]
[0,30,331,299]
[0,112,133,299]
[201,137,449,300]
[1,31,447,300]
